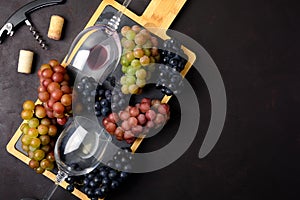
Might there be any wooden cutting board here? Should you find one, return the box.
[6,0,195,199]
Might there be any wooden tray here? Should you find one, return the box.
[6,0,196,199]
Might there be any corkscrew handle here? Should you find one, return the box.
[6,0,65,27]
[0,0,66,45]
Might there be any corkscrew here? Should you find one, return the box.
[0,0,66,49]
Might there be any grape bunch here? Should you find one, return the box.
[66,148,134,199]
[20,100,58,174]
[102,98,170,144]
[37,59,72,125]
[119,25,160,94]
[156,39,188,96]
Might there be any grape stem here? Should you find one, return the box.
[41,170,67,200]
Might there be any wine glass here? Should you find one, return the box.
[22,116,112,200]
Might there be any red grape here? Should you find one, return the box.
[38,91,50,102]
[119,111,130,120]
[158,104,170,115]
[123,130,134,140]
[38,85,47,93]
[129,106,139,117]
[52,102,65,114]
[137,114,147,125]
[60,85,72,94]
[139,102,150,113]
[52,72,64,83]
[60,94,72,106]
[108,112,119,123]
[145,110,156,121]
[105,122,117,134]
[121,120,131,131]
[131,125,143,135]
[42,78,52,88]
[115,127,125,140]
[53,65,66,73]
[51,89,63,101]
[154,113,166,125]
[56,116,67,125]
[128,117,138,127]
[42,68,53,79]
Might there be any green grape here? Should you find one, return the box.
[131,25,141,33]
[23,100,35,111]
[150,56,156,63]
[30,138,41,149]
[125,30,136,41]
[22,144,30,152]
[121,56,130,67]
[20,123,30,134]
[133,48,144,58]
[121,85,129,94]
[122,48,131,55]
[29,159,39,169]
[134,33,147,45]
[136,69,147,79]
[120,75,127,85]
[40,118,51,126]
[39,135,51,145]
[37,124,49,135]
[144,48,151,57]
[143,40,153,49]
[126,51,135,62]
[21,135,32,145]
[122,65,128,73]
[121,26,131,36]
[140,55,151,66]
[134,44,143,50]
[136,78,146,88]
[48,125,57,137]
[33,149,45,161]
[140,29,151,40]
[46,162,54,171]
[27,128,39,138]
[123,40,135,50]
[40,159,52,169]
[128,84,139,94]
[21,110,33,120]
[35,166,45,174]
[29,146,38,153]
[126,75,136,85]
[41,145,51,154]
[28,117,40,128]
[121,37,128,46]
[126,67,137,76]
[131,59,141,68]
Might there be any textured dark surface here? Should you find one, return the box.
[0,0,299,200]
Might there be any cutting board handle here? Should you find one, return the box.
[88,0,187,30]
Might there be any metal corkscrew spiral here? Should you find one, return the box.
[25,20,48,49]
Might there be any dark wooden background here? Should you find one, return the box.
[0,0,299,199]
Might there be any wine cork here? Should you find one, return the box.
[48,15,64,40]
[17,50,34,74]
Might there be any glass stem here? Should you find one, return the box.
[107,0,133,31]
[41,170,67,200]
